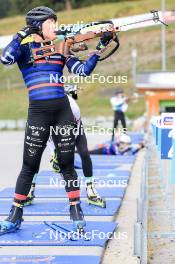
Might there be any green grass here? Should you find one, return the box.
[0,0,174,35]
[0,88,28,120]
[0,0,175,119]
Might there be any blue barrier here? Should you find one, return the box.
[172,135,175,184]
[151,113,175,232]
[151,114,175,183]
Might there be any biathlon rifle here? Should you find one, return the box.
[32,10,168,61]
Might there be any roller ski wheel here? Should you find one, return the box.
[0,206,23,236]
[86,182,106,208]
[50,149,60,173]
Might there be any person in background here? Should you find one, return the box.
[89,134,144,156]
[110,88,128,142]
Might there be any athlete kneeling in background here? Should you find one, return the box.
[89,134,144,155]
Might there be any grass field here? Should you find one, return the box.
[0,0,174,120]
[0,0,174,35]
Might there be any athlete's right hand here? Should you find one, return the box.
[96,32,113,51]
[17,26,43,41]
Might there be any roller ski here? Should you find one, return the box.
[0,205,23,235]
[86,182,106,208]
[44,203,90,241]
[44,221,90,241]
[50,149,60,173]
[44,221,78,241]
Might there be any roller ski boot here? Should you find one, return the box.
[0,205,23,235]
[50,149,60,173]
[24,182,36,206]
[70,202,86,235]
[86,182,106,208]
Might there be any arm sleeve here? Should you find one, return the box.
[0,35,22,65]
[66,54,99,76]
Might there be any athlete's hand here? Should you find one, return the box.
[96,32,113,51]
[17,26,43,41]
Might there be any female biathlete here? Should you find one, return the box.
[0,6,111,235]
[26,85,106,208]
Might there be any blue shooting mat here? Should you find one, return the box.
[128,132,144,143]
[0,186,126,199]
[75,153,135,162]
[0,200,121,216]
[36,169,131,177]
[75,162,126,170]
[78,169,131,177]
[74,154,135,169]
[0,221,117,246]
[35,173,129,186]
[0,255,101,264]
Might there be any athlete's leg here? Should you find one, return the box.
[24,136,55,207]
[52,121,79,202]
[52,98,80,201]
[75,123,106,208]
[47,136,60,173]
[111,111,119,142]
[24,173,37,206]
[15,112,50,199]
[76,121,93,178]
[120,112,127,132]
[52,97,85,230]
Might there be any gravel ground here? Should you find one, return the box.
[102,150,144,264]
[148,141,175,264]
